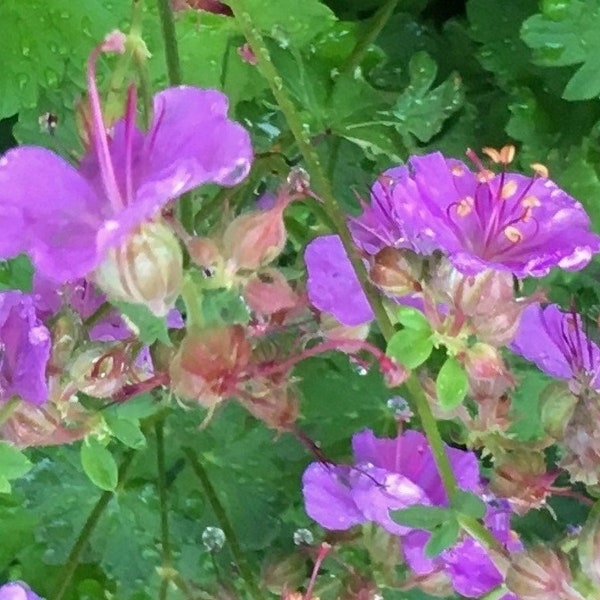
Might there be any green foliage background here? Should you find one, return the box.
[2,0,600,598]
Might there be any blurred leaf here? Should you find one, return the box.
[424,518,460,558]
[0,441,32,491]
[396,305,432,332]
[0,255,34,292]
[200,288,251,326]
[387,328,433,369]
[521,0,600,100]
[113,301,171,346]
[436,356,469,410]
[391,505,452,529]
[451,490,487,520]
[104,415,146,450]
[392,51,464,144]
[80,439,118,491]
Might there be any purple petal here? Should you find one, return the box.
[302,463,366,530]
[0,148,103,281]
[0,582,43,600]
[304,235,373,326]
[402,529,439,574]
[350,465,429,535]
[0,292,50,405]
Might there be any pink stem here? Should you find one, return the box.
[303,543,331,600]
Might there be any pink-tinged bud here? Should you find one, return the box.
[506,547,585,600]
[0,378,92,448]
[171,0,233,14]
[578,502,600,586]
[95,220,183,316]
[68,344,133,398]
[169,326,251,406]
[48,310,83,372]
[560,399,600,486]
[539,381,578,440]
[223,205,287,271]
[319,313,370,343]
[101,30,127,54]
[490,451,557,515]
[243,269,299,316]
[463,342,506,381]
[369,247,421,295]
[242,381,298,432]
[188,236,221,270]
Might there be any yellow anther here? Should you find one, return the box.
[530,163,549,179]
[522,195,541,208]
[476,169,495,183]
[504,225,523,243]
[501,180,518,199]
[451,165,465,176]
[483,145,516,165]
[456,196,474,216]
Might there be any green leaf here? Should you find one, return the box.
[80,439,118,491]
[391,505,453,530]
[104,416,146,450]
[436,356,469,409]
[396,306,432,332]
[387,328,433,369]
[113,301,171,346]
[451,490,487,520]
[521,0,600,100]
[0,255,34,292]
[0,441,32,485]
[200,288,251,326]
[424,518,460,558]
[392,52,464,143]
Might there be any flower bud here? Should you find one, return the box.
[578,503,600,586]
[243,269,299,316]
[169,326,251,406]
[539,381,578,440]
[369,247,421,295]
[242,380,299,432]
[187,236,221,271]
[506,547,584,600]
[95,220,183,316]
[223,205,287,270]
[48,310,83,371]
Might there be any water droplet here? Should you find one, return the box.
[202,526,226,552]
[45,68,59,87]
[293,528,314,545]
[22,46,30,57]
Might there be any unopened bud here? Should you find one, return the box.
[69,345,130,398]
[223,205,287,270]
[539,381,578,440]
[187,237,221,271]
[506,547,584,600]
[369,247,420,295]
[49,310,82,371]
[95,220,183,316]
[286,166,310,194]
[243,269,299,316]
[242,381,299,431]
[169,325,251,406]
[578,503,600,586]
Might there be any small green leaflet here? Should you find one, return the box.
[0,441,33,493]
[436,355,469,409]
[113,301,172,346]
[80,438,118,491]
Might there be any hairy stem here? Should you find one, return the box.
[156,420,172,600]
[228,0,394,341]
[155,0,194,232]
[182,447,263,600]
[51,449,137,600]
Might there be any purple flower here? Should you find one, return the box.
[0,291,50,405]
[350,152,600,277]
[0,32,252,284]
[510,303,600,390]
[0,581,43,600]
[302,429,516,598]
[304,235,374,326]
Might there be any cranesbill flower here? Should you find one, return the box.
[0,32,252,287]
[0,291,50,405]
[302,429,517,598]
[350,149,600,277]
[510,303,600,392]
[0,581,43,600]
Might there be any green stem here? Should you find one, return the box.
[229,0,394,341]
[182,447,263,600]
[155,0,194,232]
[339,0,399,77]
[51,449,137,600]
[156,420,172,600]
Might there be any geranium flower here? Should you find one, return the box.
[302,429,517,599]
[0,291,51,405]
[510,303,600,391]
[350,149,600,277]
[0,581,43,600]
[0,31,252,286]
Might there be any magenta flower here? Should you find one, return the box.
[304,235,374,326]
[510,303,600,390]
[302,429,517,598]
[0,582,43,600]
[350,152,600,277]
[0,32,252,284]
[0,291,50,405]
